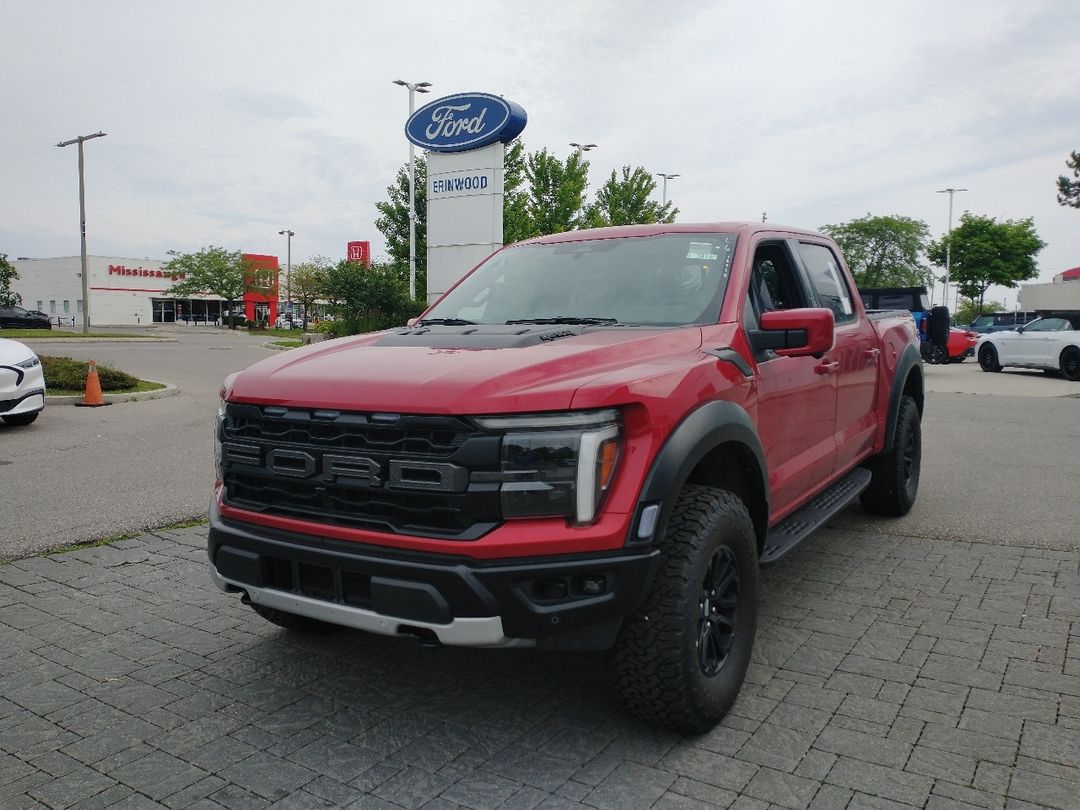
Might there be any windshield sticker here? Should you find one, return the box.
[686,242,719,261]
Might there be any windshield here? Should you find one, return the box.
[424,233,737,327]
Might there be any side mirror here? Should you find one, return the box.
[406,317,419,327]
[750,308,835,357]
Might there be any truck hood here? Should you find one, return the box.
[226,324,712,413]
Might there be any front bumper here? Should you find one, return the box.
[208,502,659,649]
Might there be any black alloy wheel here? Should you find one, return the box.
[1060,348,1080,382]
[698,545,739,676]
[978,343,1002,372]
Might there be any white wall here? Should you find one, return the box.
[12,255,224,325]
[426,143,504,304]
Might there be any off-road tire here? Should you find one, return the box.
[2,412,39,426]
[860,395,921,516]
[928,306,951,347]
[978,343,1002,372]
[610,485,759,733]
[1060,347,1080,382]
[249,602,341,634]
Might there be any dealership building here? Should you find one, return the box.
[11,254,281,326]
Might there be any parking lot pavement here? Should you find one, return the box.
[3,525,1078,809]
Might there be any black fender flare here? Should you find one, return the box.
[633,400,769,548]
[882,342,924,453]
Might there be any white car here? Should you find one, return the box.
[976,314,1080,381]
[0,338,46,425]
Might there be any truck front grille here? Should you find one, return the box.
[220,404,501,539]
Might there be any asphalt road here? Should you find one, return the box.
[2,330,1078,560]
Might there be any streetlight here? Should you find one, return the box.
[278,229,294,318]
[569,142,597,154]
[656,172,680,206]
[936,187,968,309]
[393,79,432,300]
[56,131,106,334]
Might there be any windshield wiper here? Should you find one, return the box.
[505,316,619,326]
[416,317,478,326]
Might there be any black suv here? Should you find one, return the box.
[0,306,52,329]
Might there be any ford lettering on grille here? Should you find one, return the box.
[222,442,466,493]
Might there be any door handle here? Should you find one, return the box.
[814,360,840,375]
[864,347,880,366]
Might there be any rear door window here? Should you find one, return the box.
[797,243,856,324]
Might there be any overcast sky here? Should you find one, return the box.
[3,0,1078,308]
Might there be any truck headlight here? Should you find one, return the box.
[214,398,226,480]
[474,409,621,524]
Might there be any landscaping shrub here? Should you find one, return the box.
[41,356,141,391]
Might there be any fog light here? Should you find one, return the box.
[535,579,569,600]
[579,574,607,596]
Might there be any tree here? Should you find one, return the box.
[952,298,1003,327]
[374,157,427,293]
[502,139,532,244]
[289,256,331,329]
[163,246,264,329]
[0,252,21,307]
[819,214,931,288]
[321,259,424,335]
[927,213,1045,312]
[584,166,677,228]
[524,148,590,235]
[1057,149,1080,209]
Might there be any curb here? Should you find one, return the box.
[46,381,179,405]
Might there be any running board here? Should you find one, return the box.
[759,467,872,565]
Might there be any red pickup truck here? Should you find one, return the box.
[210,223,923,731]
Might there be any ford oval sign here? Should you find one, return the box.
[405,92,527,153]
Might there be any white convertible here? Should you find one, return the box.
[976,314,1080,381]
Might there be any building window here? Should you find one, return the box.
[36,300,43,311]
[50,300,56,314]
[63,300,70,313]
[77,300,84,314]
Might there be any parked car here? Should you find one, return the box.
[211,222,924,732]
[925,327,979,364]
[0,305,52,330]
[0,338,46,425]
[968,311,1039,334]
[976,314,1080,380]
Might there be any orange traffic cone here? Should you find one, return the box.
[74,359,111,408]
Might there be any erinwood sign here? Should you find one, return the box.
[405,92,528,303]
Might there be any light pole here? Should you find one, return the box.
[656,172,680,206]
[278,229,294,318]
[569,142,597,154]
[56,131,106,334]
[936,187,968,309]
[393,79,432,301]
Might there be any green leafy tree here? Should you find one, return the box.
[163,246,266,329]
[0,252,21,307]
[524,148,590,235]
[584,166,677,227]
[819,214,931,288]
[502,139,532,244]
[927,213,1045,312]
[952,298,1003,326]
[1057,149,1080,208]
[290,256,331,329]
[321,259,425,335]
[374,158,428,293]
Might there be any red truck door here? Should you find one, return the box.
[744,240,838,519]
[795,241,880,472]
